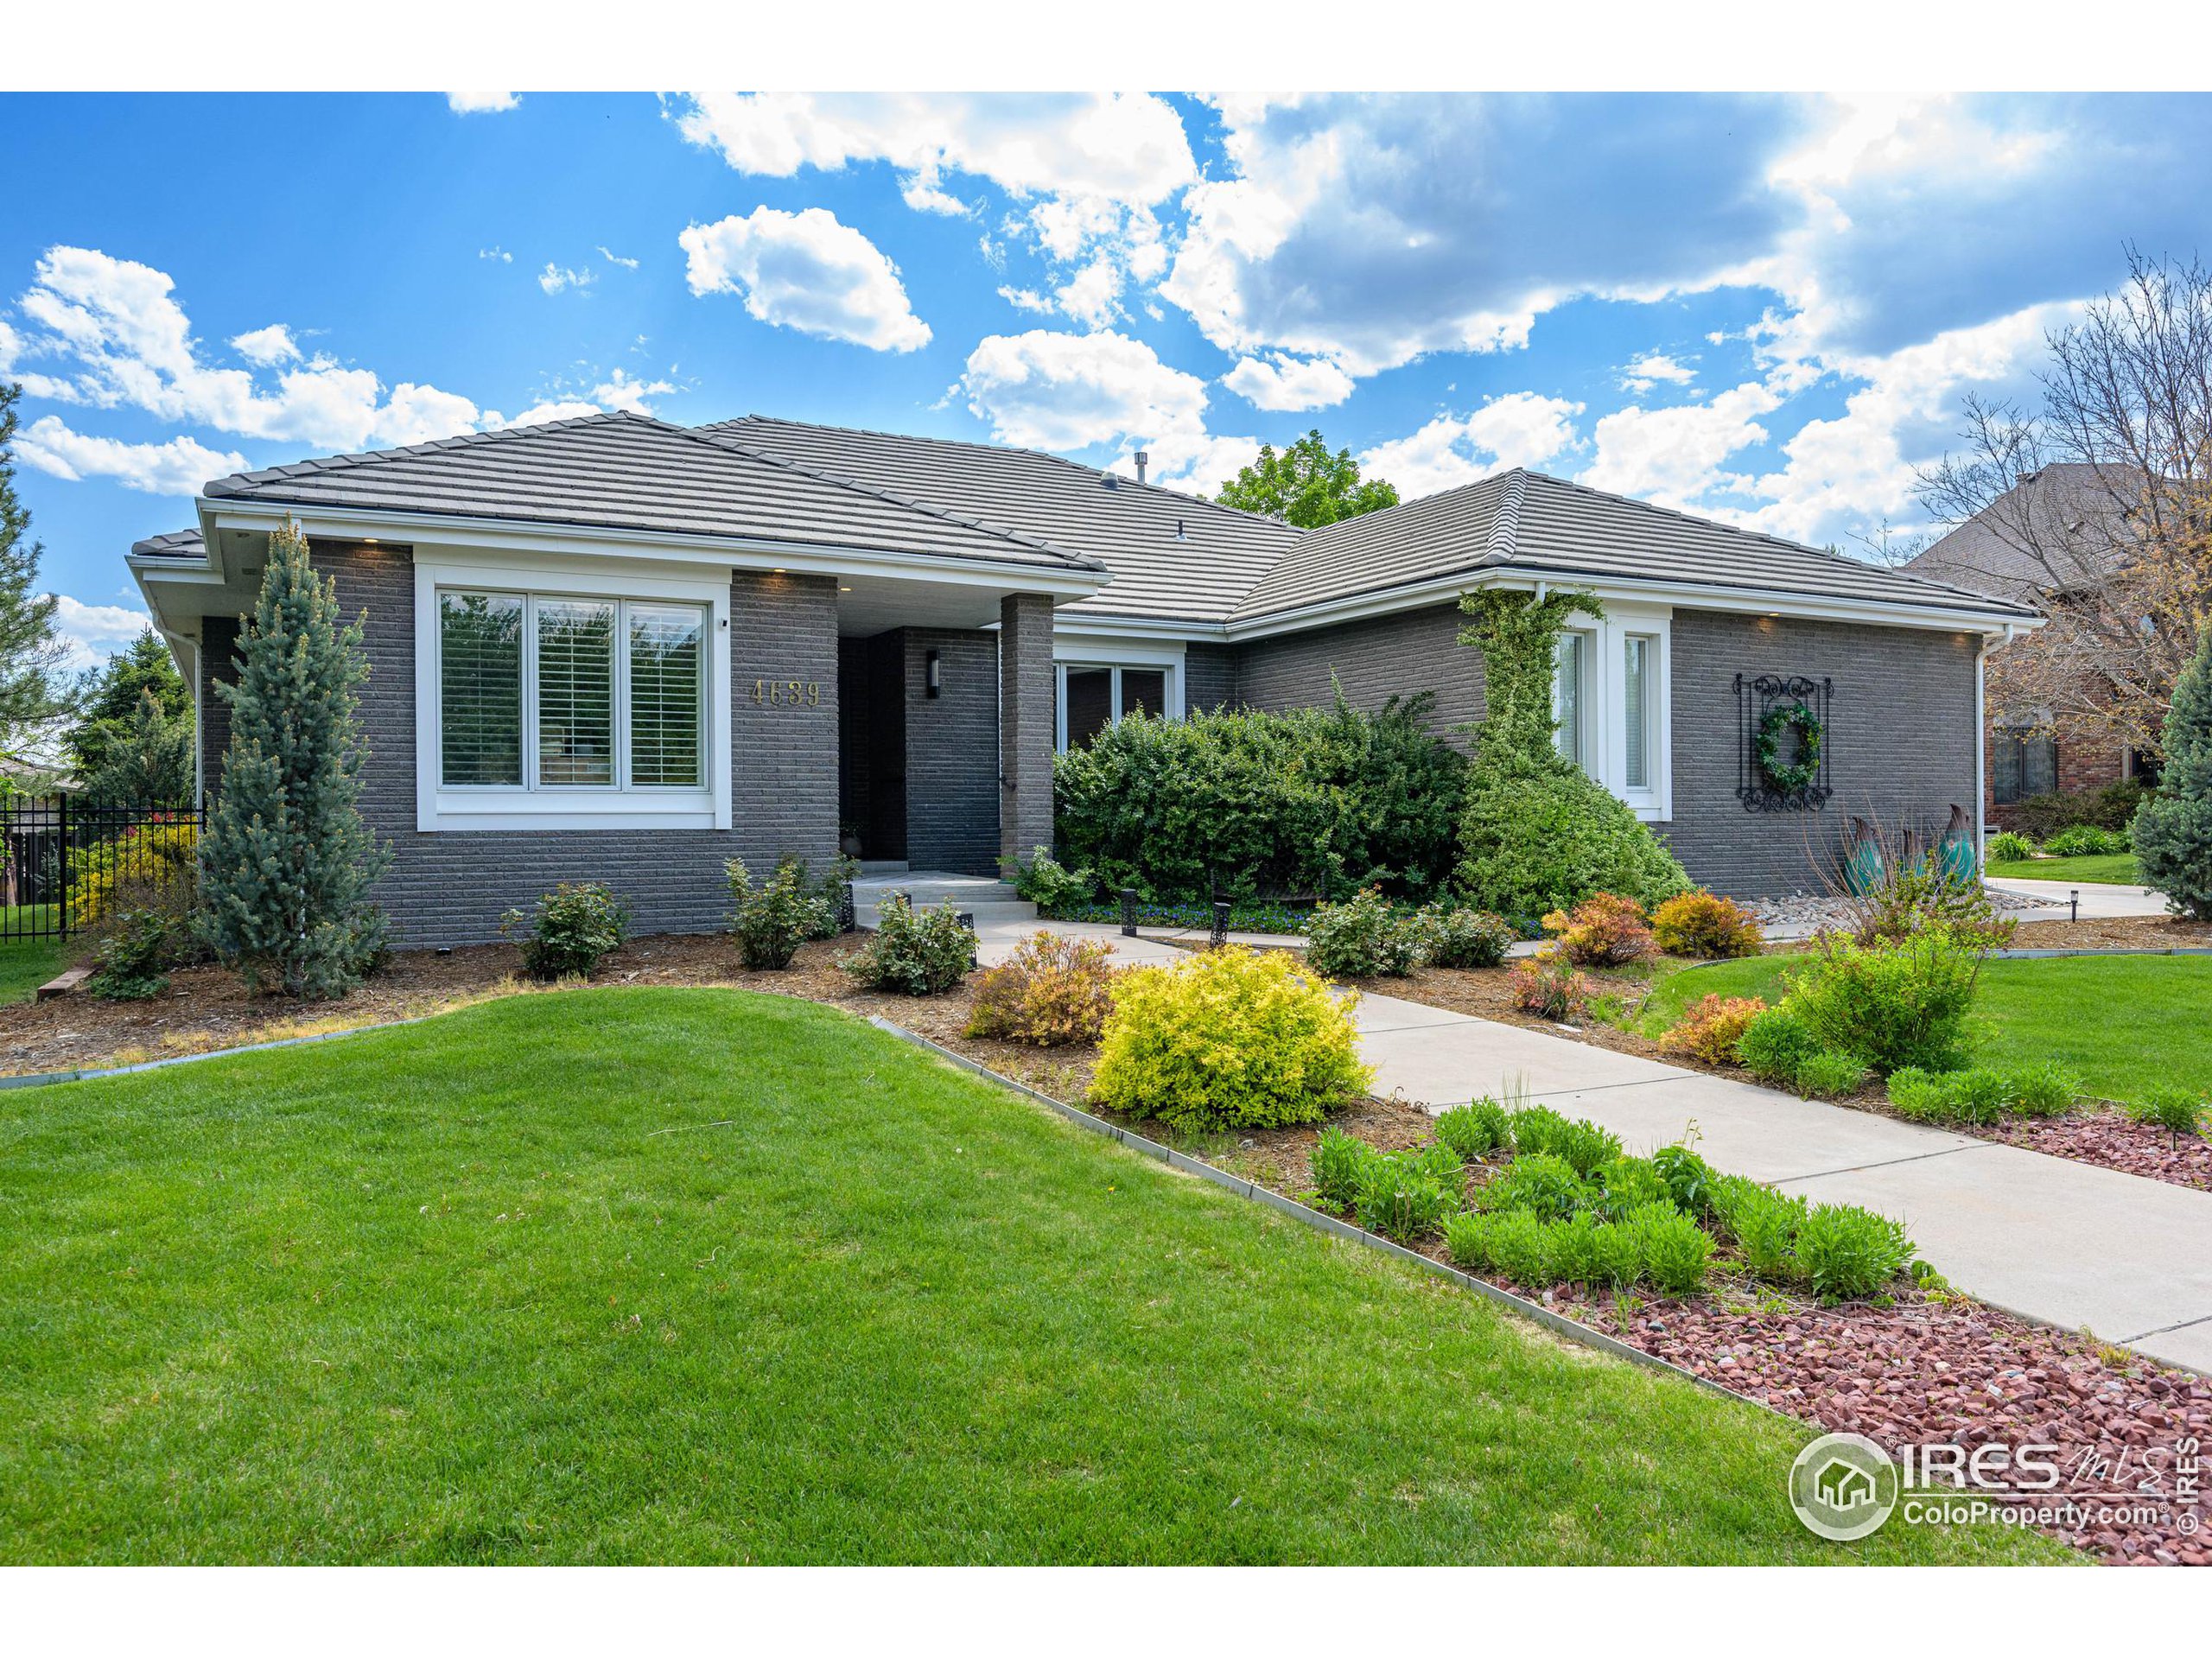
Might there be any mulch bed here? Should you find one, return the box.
[1987,1113,2212,1192]
[2007,914,2212,951]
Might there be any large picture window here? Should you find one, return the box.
[1055,661,1175,751]
[438,588,707,792]
[1993,726,2057,804]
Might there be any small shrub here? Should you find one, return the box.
[1787,926,1984,1074]
[964,931,1116,1046]
[1000,847,1096,914]
[782,854,860,941]
[2043,823,2127,857]
[1984,830,2035,863]
[1630,1204,1714,1295]
[1310,1127,1375,1211]
[2005,1060,2081,1118]
[1588,1155,1676,1221]
[1090,945,1372,1133]
[1553,1118,1623,1179]
[1885,1065,2006,1127]
[2126,1086,2209,1140]
[1649,890,1764,958]
[1421,905,1516,969]
[1715,1179,1807,1282]
[1737,1007,1820,1087]
[1477,1150,1587,1219]
[1791,1203,1916,1300]
[1483,1211,1554,1287]
[1442,1210,1498,1270]
[1510,950,1593,1021]
[1589,1217,1647,1289]
[86,906,188,1001]
[1650,1143,1720,1219]
[1541,892,1656,967]
[1435,1097,1510,1161]
[840,895,976,995]
[727,858,832,970]
[1659,993,1768,1065]
[499,883,629,981]
[1306,887,1427,976]
[1794,1049,1871,1101]
[1543,1211,1610,1287]
[1355,1152,1463,1242]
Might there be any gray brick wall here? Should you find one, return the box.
[200,543,842,946]
[195,614,239,795]
[1183,641,1238,714]
[900,626,1001,874]
[1000,593,1056,866]
[1666,610,1980,897]
[1234,601,1486,744]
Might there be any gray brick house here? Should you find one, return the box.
[131,411,2040,945]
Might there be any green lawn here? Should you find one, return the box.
[1985,854,2144,886]
[1643,953,2212,1106]
[0,938,67,1005]
[0,988,2058,1565]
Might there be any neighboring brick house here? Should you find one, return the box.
[130,412,2039,945]
[1903,464,2158,830]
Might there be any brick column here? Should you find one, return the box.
[999,592,1057,867]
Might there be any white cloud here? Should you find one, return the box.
[678,207,931,353]
[957,328,1208,453]
[1360,393,1585,499]
[447,92,519,114]
[54,595,155,670]
[1222,353,1356,412]
[597,246,639,270]
[588,369,677,414]
[478,246,513,263]
[901,177,971,216]
[1134,431,1265,493]
[229,323,300,366]
[375,384,486,448]
[501,399,608,428]
[1618,352,1697,394]
[537,262,594,295]
[1584,380,1786,507]
[16,416,247,495]
[997,286,1053,314]
[1054,259,1122,329]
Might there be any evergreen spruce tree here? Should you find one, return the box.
[0,383,70,767]
[196,520,389,995]
[85,687,192,804]
[68,626,191,783]
[2134,627,2212,919]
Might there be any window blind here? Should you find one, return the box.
[537,599,616,786]
[628,602,705,786]
[1554,633,1586,767]
[1624,635,1651,789]
[440,592,524,785]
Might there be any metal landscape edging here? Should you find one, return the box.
[866,1015,1792,1422]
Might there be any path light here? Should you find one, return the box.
[1211,900,1230,950]
[1120,887,1138,938]
[2072,888,2080,924]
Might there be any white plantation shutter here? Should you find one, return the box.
[440,591,524,786]
[628,602,705,786]
[1624,634,1651,790]
[536,598,616,786]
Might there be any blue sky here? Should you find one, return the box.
[8,90,2212,666]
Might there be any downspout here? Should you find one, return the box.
[1975,631,1999,862]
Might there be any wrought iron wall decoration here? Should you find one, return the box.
[1735,672,1834,811]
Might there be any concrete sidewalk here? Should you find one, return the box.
[1352,988,2212,1375]
[1986,874,2170,920]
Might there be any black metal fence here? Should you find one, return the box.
[0,796,203,942]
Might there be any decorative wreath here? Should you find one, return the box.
[1757,702,1824,793]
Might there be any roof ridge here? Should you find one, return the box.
[721,413,1300,535]
[201,410,632,499]
[1489,467,1529,561]
[671,418,1103,571]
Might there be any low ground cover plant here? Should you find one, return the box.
[1541,892,1656,967]
[1306,887,1427,976]
[1649,889,1764,958]
[2126,1086,2209,1141]
[2042,823,2130,857]
[1091,945,1371,1132]
[1434,1097,1510,1160]
[499,882,629,981]
[964,931,1115,1046]
[727,858,833,969]
[85,904,200,1001]
[1886,1063,2083,1128]
[840,895,976,995]
[1659,993,1767,1064]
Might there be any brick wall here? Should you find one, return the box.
[1183,642,1238,714]
[999,593,1056,867]
[1234,601,1485,742]
[899,626,1001,874]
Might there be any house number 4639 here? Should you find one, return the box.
[752,678,821,707]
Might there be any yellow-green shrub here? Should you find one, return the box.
[964,930,1116,1046]
[66,817,199,931]
[1649,889,1764,958]
[1090,945,1372,1131]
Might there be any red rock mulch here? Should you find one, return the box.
[1988,1112,2212,1193]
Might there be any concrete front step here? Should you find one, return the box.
[858,899,1039,927]
[850,873,1020,906]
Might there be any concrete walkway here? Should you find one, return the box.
[1352,988,2212,1374]
[1986,874,2170,920]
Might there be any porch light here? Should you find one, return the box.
[925,648,942,699]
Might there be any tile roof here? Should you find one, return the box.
[1903,463,2137,601]
[193,410,1104,575]
[130,528,206,559]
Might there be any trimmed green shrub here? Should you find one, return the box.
[1791,1203,1916,1300]
[1715,1179,1808,1282]
[1507,1105,1620,1175]
[1053,692,1466,905]
[726,858,831,970]
[1483,1211,1554,1287]
[2012,778,2147,841]
[1090,945,1372,1132]
[1442,1209,1498,1271]
[840,895,976,995]
[1544,1211,1611,1287]
[1306,887,1427,976]
[1649,888,1764,958]
[999,847,1096,914]
[1886,1065,2005,1127]
[1310,1127,1374,1211]
[964,931,1115,1046]
[1435,1097,1510,1161]
[2126,1086,2208,1139]
[500,882,630,981]
[1650,1143,1720,1219]
[1984,830,2035,863]
[1421,905,1516,968]
[1476,1150,1587,1219]
[2135,628,2212,919]
[1785,927,1983,1073]
[1630,1204,1714,1295]
[1737,1006,1820,1087]
[1794,1049,1871,1101]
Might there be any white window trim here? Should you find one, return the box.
[1052,649,1184,753]
[413,553,731,832]
[1556,603,1672,822]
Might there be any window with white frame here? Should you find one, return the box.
[1554,630,1590,767]
[1548,607,1670,819]
[1623,632,1656,791]
[437,588,706,792]
[1055,662,1174,751]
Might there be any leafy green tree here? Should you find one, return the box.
[1452,589,1690,919]
[2134,627,2212,919]
[1211,430,1401,528]
[196,519,390,997]
[69,626,191,787]
[85,688,193,805]
[0,383,70,770]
